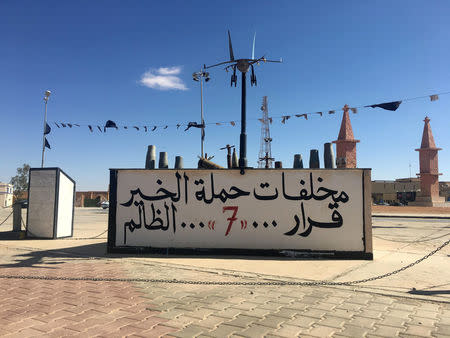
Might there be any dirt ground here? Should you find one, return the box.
[372,205,450,214]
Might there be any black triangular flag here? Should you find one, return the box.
[366,101,402,111]
[133,126,139,131]
[54,122,60,128]
[45,138,51,149]
[104,120,118,132]
[88,125,93,132]
[44,123,51,135]
[144,126,148,132]
[61,123,67,127]
[67,123,73,128]
[97,126,102,132]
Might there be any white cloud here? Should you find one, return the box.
[139,66,187,91]
[158,66,182,75]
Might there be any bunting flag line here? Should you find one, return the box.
[48,90,447,135]
[281,115,290,124]
[185,122,204,131]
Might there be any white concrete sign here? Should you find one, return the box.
[27,168,75,238]
[110,169,372,256]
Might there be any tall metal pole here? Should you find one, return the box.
[41,98,48,168]
[200,75,204,158]
[239,71,247,168]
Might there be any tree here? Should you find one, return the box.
[10,164,30,199]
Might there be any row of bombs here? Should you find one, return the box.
[282,142,336,169]
[144,142,336,169]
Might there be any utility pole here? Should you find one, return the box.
[192,70,210,158]
[41,90,51,167]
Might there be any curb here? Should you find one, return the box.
[372,214,450,220]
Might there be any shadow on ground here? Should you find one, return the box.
[408,289,450,296]
[0,239,372,270]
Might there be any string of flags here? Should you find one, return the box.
[46,92,447,143]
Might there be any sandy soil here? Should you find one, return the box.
[372,205,450,214]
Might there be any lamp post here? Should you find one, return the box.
[41,90,51,167]
[192,70,210,158]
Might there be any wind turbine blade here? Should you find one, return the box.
[252,32,256,60]
[204,60,235,69]
[228,30,235,61]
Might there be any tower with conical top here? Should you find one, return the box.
[411,116,445,206]
[332,104,360,168]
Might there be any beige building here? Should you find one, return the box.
[372,178,450,205]
[0,183,13,208]
[75,191,109,207]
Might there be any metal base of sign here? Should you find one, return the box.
[107,246,373,260]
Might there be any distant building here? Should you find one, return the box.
[0,183,14,207]
[371,178,450,205]
[75,191,109,207]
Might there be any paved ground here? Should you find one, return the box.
[0,207,449,337]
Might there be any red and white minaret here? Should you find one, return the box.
[411,116,445,206]
[332,104,360,168]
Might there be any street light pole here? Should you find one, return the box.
[200,74,204,158]
[41,90,51,168]
[193,70,210,158]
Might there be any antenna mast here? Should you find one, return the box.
[258,96,273,168]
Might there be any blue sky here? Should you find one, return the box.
[1,0,449,190]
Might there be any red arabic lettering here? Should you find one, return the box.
[223,206,239,236]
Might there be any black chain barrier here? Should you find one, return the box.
[0,211,13,226]
[0,236,448,286]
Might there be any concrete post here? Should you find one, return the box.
[293,154,303,168]
[324,143,336,168]
[12,203,22,232]
[159,152,168,169]
[174,156,183,169]
[309,149,320,168]
[145,145,156,169]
